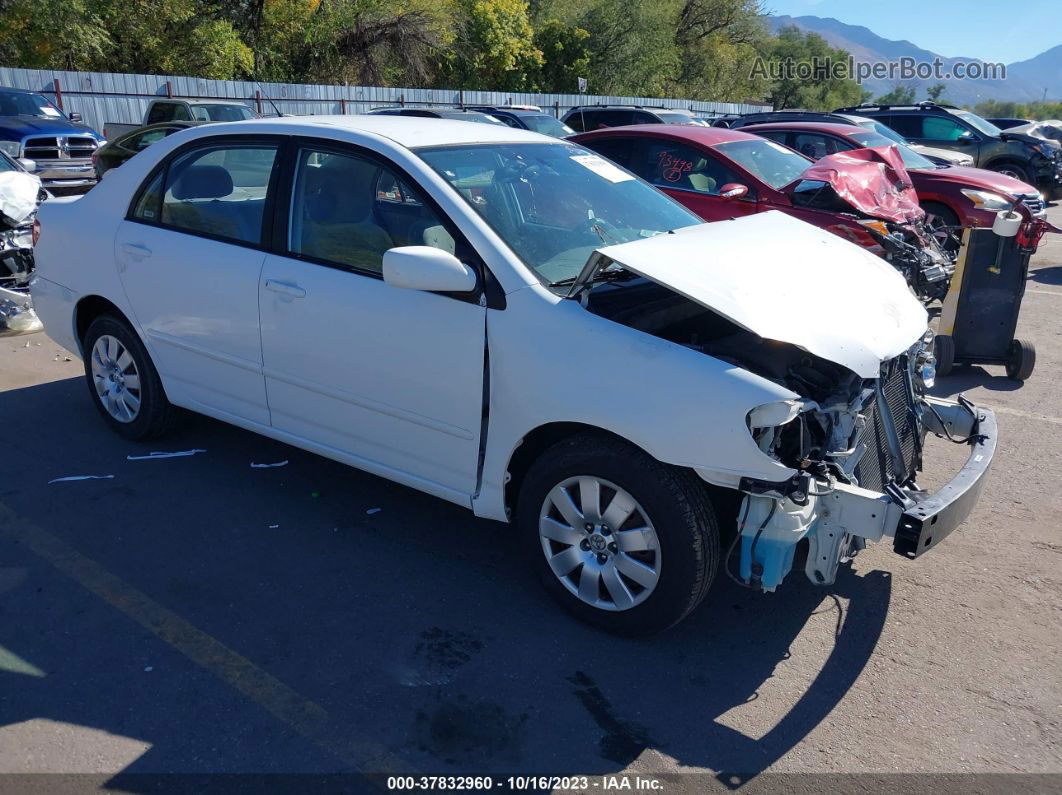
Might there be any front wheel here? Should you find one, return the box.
[516,434,719,635]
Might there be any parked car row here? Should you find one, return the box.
[31,115,999,634]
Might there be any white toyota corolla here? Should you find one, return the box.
[32,116,996,634]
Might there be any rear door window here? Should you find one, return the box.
[791,133,850,159]
[153,144,278,244]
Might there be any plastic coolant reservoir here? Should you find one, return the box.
[738,494,818,591]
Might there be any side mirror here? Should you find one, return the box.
[17,158,37,173]
[719,183,749,200]
[383,246,477,293]
[956,131,975,145]
[68,111,83,122]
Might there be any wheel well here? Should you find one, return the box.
[920,199,958,220]
[502,422,739,527]
[983,158,1028,175]
[74,295,130,349]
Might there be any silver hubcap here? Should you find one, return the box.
[90,334,142,423]
[539,476,661,612]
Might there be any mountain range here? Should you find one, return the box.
[767,15,1062,104]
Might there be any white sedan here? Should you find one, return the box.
[32,116,996,634]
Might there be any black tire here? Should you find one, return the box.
[934,334,956,377]
[82,314,178,440]
[991,162,1031,184]
[921,202,962,257]
[1005,339,1036,381]
[516,434,719,635]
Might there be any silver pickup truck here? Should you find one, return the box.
[104,99,259,140]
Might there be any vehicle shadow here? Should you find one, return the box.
[929,366,1021,396]
[0,377,892,788]
[1028,265,1062,285]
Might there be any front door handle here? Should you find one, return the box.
[121,243,152,259]
[264,279,306,298]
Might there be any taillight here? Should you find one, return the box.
[32,218,40,246]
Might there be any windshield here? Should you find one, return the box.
[847,131,936,170]
[855,118,906,144]
[521,114,575,137]
[714,138,810,188]
[417,143,701,284]
[0,151,17,172]
[656,112,694,125]
[0,91,65,119]
[191,104,256,122]
[955,111,1003,137]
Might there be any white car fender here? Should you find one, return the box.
[472,282,800,522]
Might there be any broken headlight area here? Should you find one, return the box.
[735,339,962,592]
[857,218,955,303]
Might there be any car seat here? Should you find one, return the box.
[299,155,394,271]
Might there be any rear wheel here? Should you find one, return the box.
[82,315,178,440]
[1005,339,1035,381]
[516,434,719,635]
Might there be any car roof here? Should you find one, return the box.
[572,123,760,145]
[564,106,693,115]
[177,114,551,148]
[0,86,40,96]
[468,106,543,115]
[741,121,868,137]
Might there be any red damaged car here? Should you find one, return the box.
[740,120,1051,255]
[572,124,953,301]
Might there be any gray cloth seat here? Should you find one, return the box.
[299,155,394,272]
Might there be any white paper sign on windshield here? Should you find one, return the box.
[570,154,633,183]
[40,107,62,117]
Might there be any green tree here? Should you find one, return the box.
[443,0,543,90]
[533,18,590,92]
[926,82,947,102]
[672,0,770,102]
[764,26,863,110]
[874,84,916,105]
[578,0,679,95]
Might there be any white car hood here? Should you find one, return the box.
[594,211,927,378]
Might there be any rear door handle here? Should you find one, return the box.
[264,279,306,298]
[121,243,152,259]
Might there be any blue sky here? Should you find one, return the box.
[764,0,1060,64]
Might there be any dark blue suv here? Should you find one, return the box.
[463,106,574,138]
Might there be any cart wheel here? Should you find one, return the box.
[1005,339,1035,381]
[934,335,955,377]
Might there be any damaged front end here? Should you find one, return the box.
[735,335,994,592]
[0,170,45,336]
[794,147,956,303]
[579,212,995,594]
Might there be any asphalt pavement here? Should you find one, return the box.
[1,206,1061,793]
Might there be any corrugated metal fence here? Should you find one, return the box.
[0,66,771,136]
